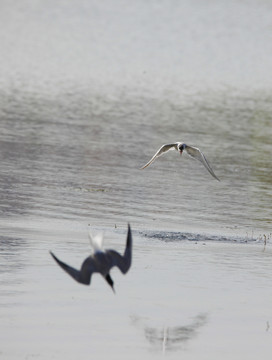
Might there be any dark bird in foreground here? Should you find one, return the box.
[140,142,220,181]
[50,224,132,293]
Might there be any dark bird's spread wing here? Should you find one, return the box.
[106,224,132,274]
[140,144,177,169]
[184,145,220,181]
[50,251,98,285]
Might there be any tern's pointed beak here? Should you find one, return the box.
[105,274,115,294]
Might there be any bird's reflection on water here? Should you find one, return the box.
[131,313,208,353]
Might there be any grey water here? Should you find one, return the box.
[0,0,272,359]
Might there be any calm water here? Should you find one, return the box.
[0,85,271,236]
[0,0,272,359]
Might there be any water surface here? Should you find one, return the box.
[0,0,272,359]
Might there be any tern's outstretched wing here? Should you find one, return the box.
[106,224,132,274]
[50,251,98,285]
[184,145,220,181]
[140,144,177,169]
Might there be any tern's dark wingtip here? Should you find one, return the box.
[49,251,58,262]
[127,223,132,237]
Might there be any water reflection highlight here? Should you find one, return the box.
[131,313,208,354]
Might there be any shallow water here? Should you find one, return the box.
[0,0,272,359]
[1,224,272,359]
[0,86,271,237]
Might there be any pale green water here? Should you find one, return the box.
[0,87,271,235]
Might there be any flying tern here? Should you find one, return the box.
[50,224,132,293]
[140,142,220,181]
